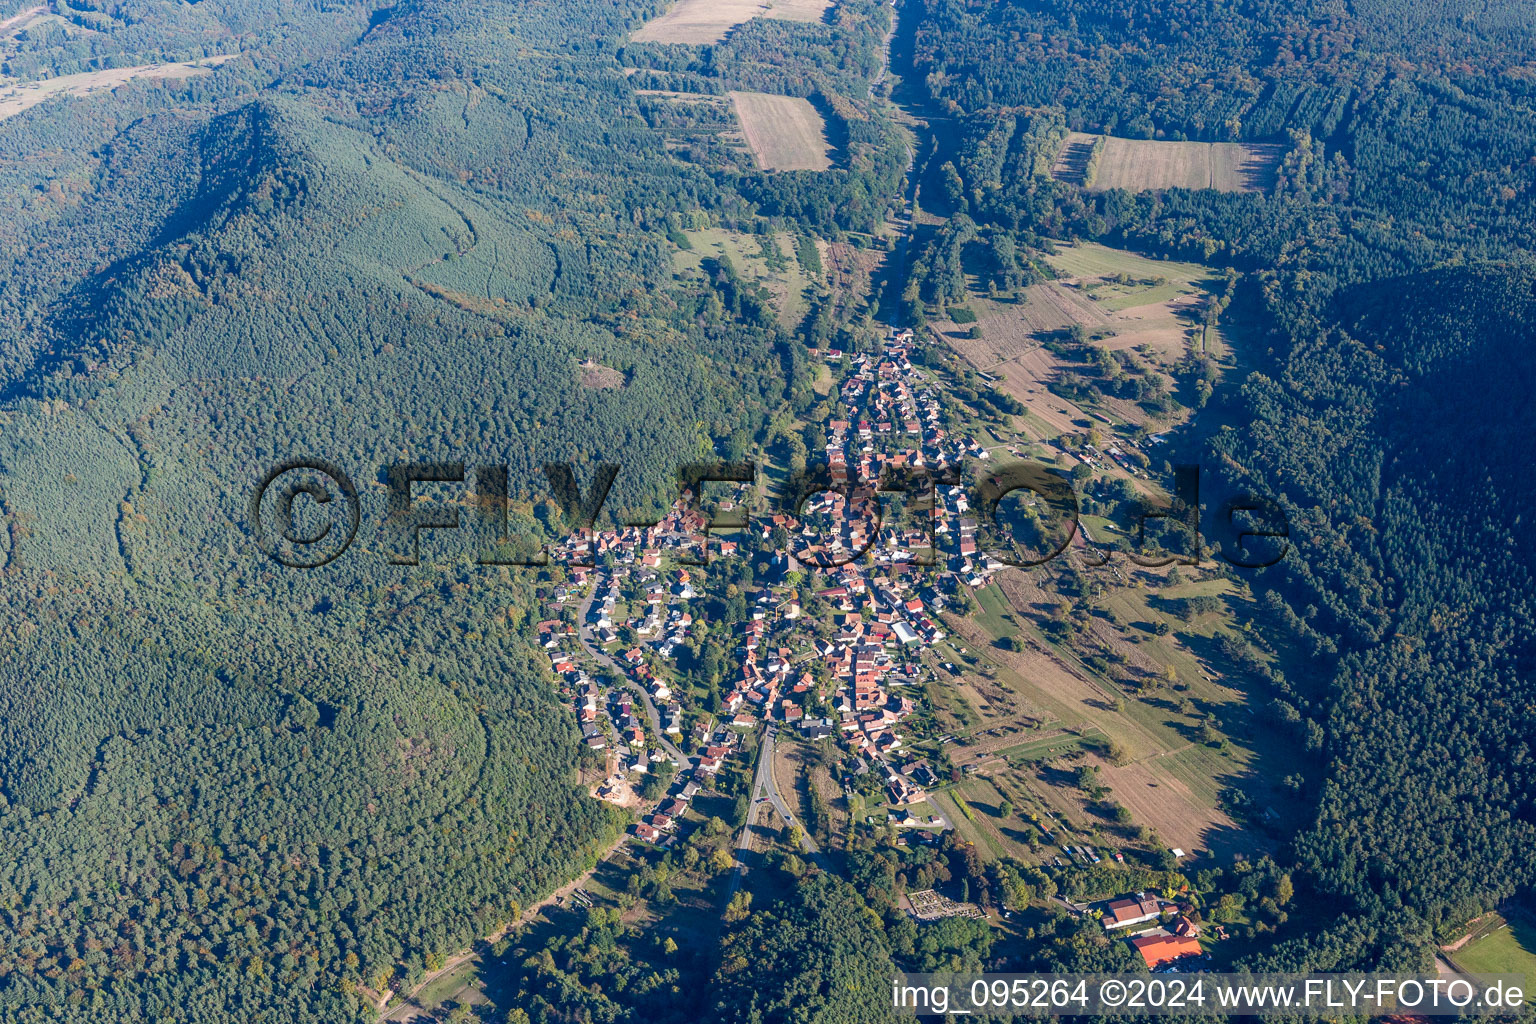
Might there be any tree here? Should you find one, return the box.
[724,891,753,923]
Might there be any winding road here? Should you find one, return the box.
[575,589,686,762]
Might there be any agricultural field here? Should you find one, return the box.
[929,562,1286,862]
[0,55,238,123]
[1051,132,1283,193]
[631,0,830,45]
[933,241,1225,433]
[930,779,1040,863]
[672,226,817,328]
[729,90,835,171]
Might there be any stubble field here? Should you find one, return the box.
[729,91,834,171]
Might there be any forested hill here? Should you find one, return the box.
[899,0,1536,979]
[0,0,897,1019]
[1223,264,1536,967]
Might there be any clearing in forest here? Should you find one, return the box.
[631,0,830,45]
[934,241,1223,432]
[1051,132,1282,193]
[577,359,626,390]
[729,91,834,171]
[1448,912,1536,977]
[0,55,239,124]
[1094,756,1243,859]
[672,226,815,327]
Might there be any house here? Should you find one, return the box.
[800,717,834,740]
[1104,893,1162,930]
[633,823,661,844]
[1131,934,1202,970]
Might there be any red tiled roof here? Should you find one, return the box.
[1131,934,1202,969]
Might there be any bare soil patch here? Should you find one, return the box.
[578,359,626,390]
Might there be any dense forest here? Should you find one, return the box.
[3,0,1536,1016]
[0,0,905,1018]
[900,0,1536,982]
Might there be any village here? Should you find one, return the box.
[528,329,990,839]
[519,320,1234,974]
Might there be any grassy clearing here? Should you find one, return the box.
[411,959,485,1016]
[970,583,1016,640]
[1452,914,1536,978]
[991,732,1089,763]
[1044,241,1211,285]
[674,227,814,328]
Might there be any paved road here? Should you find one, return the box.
[1435,954,1474,983]
[926,788,957,832]
[870,0,896,97]
[723,726,830,908]
[718,727,780,902]
[575,589,685,762]
[1051,894,1089,916]
[761,727,827,861]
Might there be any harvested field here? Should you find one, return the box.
[935,284,1107,365]
[632,0,829,44]
[761,0,832,22]
[1052,132,1282,193]
[729,91,834,171]
[0,55,238,124]
[938,333,1084,436]
[1095,756,1241,858]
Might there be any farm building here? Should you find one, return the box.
[1103,893,1162,930]
[1131,933,1203,970]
